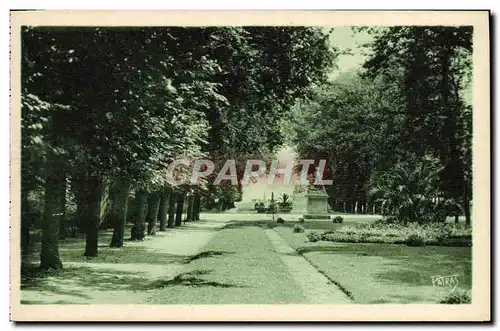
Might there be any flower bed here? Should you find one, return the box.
[311,222,472,247]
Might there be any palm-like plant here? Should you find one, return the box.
[279,193,293,212]
[369,155,449,224]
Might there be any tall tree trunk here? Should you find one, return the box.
[175,194,185,226]
[158,189,171,231]
[185,196,194,222]
[146,192,161,235]
[109,179,130,248]
[40,152,65,270]
[440,44,470,227]
[21,144,33,260]
[464,182,471,227]
[21,187,31,257]
[130,189,148,240]
[84,172,101,257]
[58,177,67,239]
[193,194,201,221]
[167,192,177,228]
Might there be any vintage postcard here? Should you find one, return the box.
[10,10,490,322]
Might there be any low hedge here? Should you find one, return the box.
[303,214,330,220]
[316,222,472,247]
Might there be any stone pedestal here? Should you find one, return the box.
[303,190,330,220]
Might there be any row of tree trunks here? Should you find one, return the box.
[158,189,170,231]
[39,169,202,269]
[193,194,201,221]
[175,194,184,226]
[39,152,65,270]
[331,200,380,215]
[146,192,161,235]
[330,196,471,224]
[109,179,131,248]
[130,189,148,241]
[167,192,177,228]
[83,172,102,257]
[186,196,194,222]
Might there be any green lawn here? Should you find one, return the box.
[22,225,187,269]
[21,226,190,300]
[274,224,472,304]
[22,215,472,305]
[147,222,307,304]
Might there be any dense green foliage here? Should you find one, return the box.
[287,26,472,225]
[332,216,344,224]
[21,26,335,268]
[292,224,306,233]
[439,290,471,304]
[306,231,321,242]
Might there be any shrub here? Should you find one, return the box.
[373,216,398,226]
[256,202,267,213]
[369,156,450,224]
[293,224,305,233]
[405,233,425,246]
[307,231,321,242]
[320,231,336,241]
[439,291,471,304]
[276,217,285,224]
[298,218,305,223]
[279,206,293,213]
[278,193,293,212]
[266,202,278,214]
[332,216,344,223]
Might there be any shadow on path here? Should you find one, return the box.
[186,250,234,263]
[143,269,247,290]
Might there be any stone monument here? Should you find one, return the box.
[292,184,330,219]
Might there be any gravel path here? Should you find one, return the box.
[21,218,231,304]
[22,215,351,305]
[263,227,352,304]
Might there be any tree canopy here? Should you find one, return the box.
[21,26,336,267]
[287,26,472,223]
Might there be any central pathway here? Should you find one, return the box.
[22,213,351,304]
[148,215,351,304]
[264,228,351,304]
